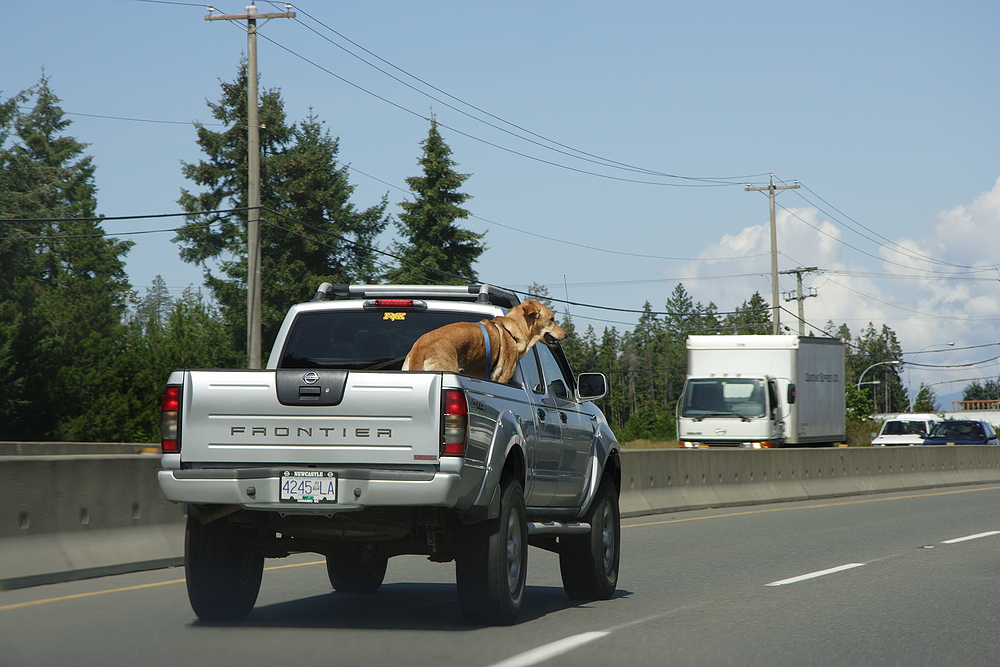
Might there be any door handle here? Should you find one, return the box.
[537,408,546,421]
[559,412,568,423]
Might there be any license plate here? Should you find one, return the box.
[280,471,337,503]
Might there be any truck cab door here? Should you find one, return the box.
[519,348,557,506]
[534,344,594,507]
[768,379,786,442]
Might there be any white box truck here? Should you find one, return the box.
[676,335,846,448]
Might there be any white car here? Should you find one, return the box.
[871,414,940,446]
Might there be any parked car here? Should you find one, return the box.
[922,420,1000,446]
[871,414,940,446]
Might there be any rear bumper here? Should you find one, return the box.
[158,467,463,512]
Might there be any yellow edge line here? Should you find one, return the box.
[623,484,1000,529]
[0,560,325,613]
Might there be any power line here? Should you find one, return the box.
[341,163,770,262]
[257,206,773,318]
[15,106,224,127]
[776,200,995,278]
[253,30,751,189]
[0,208,246,225]
[794,181,1000,272]
[129,0,208,6]
[268,1,767,186]
[784,183,1000,275]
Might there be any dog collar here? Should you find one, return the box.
[477,322,492,380]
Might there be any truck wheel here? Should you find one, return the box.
[559,474,620,600]
[326,543,388,594]
[455,474,527,625]
[185,514,263,621]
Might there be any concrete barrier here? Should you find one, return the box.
[3,443,1000,589]
[619,446,1000,517]
[0,452,185,590]
[0,442,160,456]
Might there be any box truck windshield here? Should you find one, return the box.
[681,378,767,419]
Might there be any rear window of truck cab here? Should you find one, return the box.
[279,310,486,371]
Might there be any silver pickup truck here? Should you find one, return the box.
[158,283,621,625]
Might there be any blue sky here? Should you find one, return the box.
[3,0,999,405]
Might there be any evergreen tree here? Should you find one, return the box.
[723,291,771,334]
[175,62,389,359]
[558,315,585,375]
[573,324,600,375]
[526,282,553,308]
[0,88,36,421]
[0,76,132,440]
[912,383,939,413]
[848,323,906,414]
[663,284,695,406]
[594,327,626,428]
[387,117,484,284]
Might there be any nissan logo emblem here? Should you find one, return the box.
[302,371,320,385]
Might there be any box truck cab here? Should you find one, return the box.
[676,335,845,448]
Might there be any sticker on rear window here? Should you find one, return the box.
[383,312,406,321]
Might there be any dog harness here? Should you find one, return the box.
[477,322,492,380]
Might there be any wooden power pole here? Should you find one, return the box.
[746,175,799,335]
[206,4,295,368]
[779,266,819,335]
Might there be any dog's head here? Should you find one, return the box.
[516,300,567,347]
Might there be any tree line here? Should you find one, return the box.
[551,289,940,442]
[0,66,981,443]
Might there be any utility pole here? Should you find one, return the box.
[780,266,819,335]
[746,174,799,335]
[206,4,295,369]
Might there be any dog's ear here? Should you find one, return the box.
[520,300,541,321]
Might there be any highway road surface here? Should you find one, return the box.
[3,484,1000,666]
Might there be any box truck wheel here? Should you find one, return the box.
[185,514,263,621]
[559,474,620,600]
[455,473,527,625]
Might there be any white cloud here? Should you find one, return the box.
[678,177,1000,405]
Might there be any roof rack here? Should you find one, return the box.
[310,283,521,309]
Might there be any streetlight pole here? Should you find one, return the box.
[857,360,902,390]
[856,360,902,414]
[907,342,954,411]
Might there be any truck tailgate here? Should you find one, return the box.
[178,370,443,465]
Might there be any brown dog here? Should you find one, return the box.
[402,300,567,384]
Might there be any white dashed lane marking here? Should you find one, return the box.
[765,563,866,587]
[486,631,610,667]
[941,530,1000,544]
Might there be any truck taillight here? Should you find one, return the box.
[160,385,181,453]
[442,389,468,456]
[363,298,427,310]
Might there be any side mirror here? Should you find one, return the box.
[786,383,797,405]
[577,373,608,401]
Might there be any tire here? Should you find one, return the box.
[455,474,527,625]
[325,543,388,594]
[559,474,620,600]
[185,514,264,621]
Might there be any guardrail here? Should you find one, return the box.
[2,443,1000,589]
